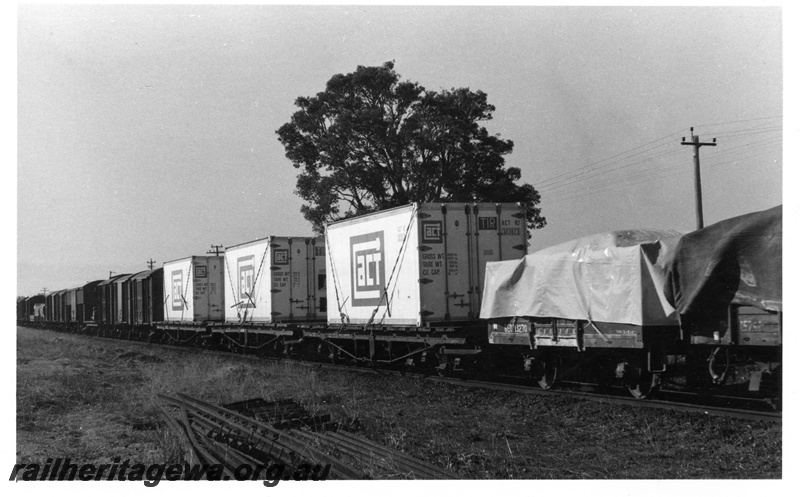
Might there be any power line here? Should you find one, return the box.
[532,117,781,193]
[692,115,782,129]
[533,129,684,187]
[544,138,780,207]
[534,121,781,200]
[539,146,684,194]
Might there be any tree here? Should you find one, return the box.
[276,61,546,234]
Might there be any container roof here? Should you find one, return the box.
[97,274,132,286]
[131,268,161,281]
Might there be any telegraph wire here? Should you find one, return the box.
[533,129,684,187]
[538,146,684,194]
[533,117,781,192]
[691,115,781,129]
[545,134,781,203]
[535,140,681,191]
[544,138,781,203]
[534,121,781,196]
[544,141,781,206]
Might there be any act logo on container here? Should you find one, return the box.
[171,270,183,311]
[350,231,385,306]
[237,256,255,308]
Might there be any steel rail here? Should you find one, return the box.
[162,393,365,479]
[292,428,458,479]
[160,394,325,474]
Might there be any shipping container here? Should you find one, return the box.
[325,203,528,326]
[163,256,224,323]
[224,236,326,323]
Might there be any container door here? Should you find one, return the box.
[270,239,303,321]
[134,280,142,325]
[208,257,224,320]
[418,204,473,322]
[311,237,327,320]
[192,258,208,321]
[150,270,164,323]
[288,238,310,321]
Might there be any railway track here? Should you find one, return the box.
[25,326,781,424]
[157,392,457,479]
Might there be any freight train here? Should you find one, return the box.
[17,203,782,402]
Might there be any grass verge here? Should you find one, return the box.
[17,327,781,478]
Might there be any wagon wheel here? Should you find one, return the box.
[627,368,661,399]
[532,357,560,389]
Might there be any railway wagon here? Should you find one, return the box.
[79,280,104,323]
[97,274,131,326]
[18,294,45,323]
[44,292,54,322]
[63,281,103,324]
[17,297,27,323]
[67,286,81,323]
[223,236,327,324]
[664,205,782,393]
[129,268,164,326]
[312,202,527,367]
[115,274,137,325]
[481,229,682,397]
[97,269,165,340]
[53,289,67,324]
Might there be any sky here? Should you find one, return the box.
[15,4,785,296]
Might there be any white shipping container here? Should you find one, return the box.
[163,256,224,322]
[224,236,327,323]
[326,203,528,326]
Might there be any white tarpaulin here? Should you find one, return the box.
[480,230,682,326]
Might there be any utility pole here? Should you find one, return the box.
[681,127,716,229]
[207,244,224,256]
[147,258,157,270]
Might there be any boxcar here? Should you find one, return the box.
[129,268,164,326]
[97,274,131,326]
[79,280,104,323]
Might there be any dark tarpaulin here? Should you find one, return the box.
[664,205,782,316]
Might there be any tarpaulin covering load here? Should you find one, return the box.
[664,205,782,315]
[480,230,682,326]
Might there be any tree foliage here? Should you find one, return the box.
[276,61,546,234]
